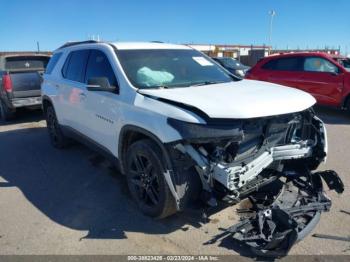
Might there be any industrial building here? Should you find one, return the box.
[188,44,270,66]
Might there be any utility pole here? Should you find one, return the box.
[268,10,276,54]
[36,41,40,53]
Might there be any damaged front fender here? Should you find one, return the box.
[167,109,329,202]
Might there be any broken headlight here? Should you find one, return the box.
[167,118,244,143]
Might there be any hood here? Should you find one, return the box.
[138,80,316,119]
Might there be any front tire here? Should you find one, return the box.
[45,105,68,148]
[125,139,176,218]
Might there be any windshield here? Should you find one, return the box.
[116,49,234,89]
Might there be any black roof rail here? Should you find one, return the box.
[150,41,164,43]
[57,40,100,50]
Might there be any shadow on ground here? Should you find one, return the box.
[0,126,227,242]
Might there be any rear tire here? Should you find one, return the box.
[45,105,68,149]
[125,139,177,218]
[0,100,15,121]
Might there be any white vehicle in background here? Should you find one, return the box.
[41,41,343,256]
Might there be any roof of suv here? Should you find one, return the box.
[112,42,191,50]
[57,41,191,51]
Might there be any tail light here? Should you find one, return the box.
[3,73,13,92]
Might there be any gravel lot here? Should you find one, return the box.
[0,106,349,256]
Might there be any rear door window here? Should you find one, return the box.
[262,57,302,71]
[45,53,62,74]
[85,50,118,88]
[63,50,90,82]
[303,57,339,73]
[5,56,50,70]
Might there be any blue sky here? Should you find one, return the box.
[1,0,349,54]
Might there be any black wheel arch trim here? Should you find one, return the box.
[41,95,54,112]
[118,125,182,209]
[118,125,173,172]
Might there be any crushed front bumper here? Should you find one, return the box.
[213,141,313,192]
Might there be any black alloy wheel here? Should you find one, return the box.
[125,139,176,218]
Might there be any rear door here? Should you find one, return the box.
[259,56,304,89]
[5,56,50,98]
[58,50,90,132]
[300,57,344,106]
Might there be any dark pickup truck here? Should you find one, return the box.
[0,53,51,121]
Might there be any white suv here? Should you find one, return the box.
[42,41,342,247]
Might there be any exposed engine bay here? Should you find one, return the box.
[166,108,344,257]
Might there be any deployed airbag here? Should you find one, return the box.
[137,67,174,87]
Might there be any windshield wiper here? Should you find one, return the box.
[190,80,229,87]
[138,85,170,90]
[154,85,170,89]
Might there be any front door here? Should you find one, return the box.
[79,49,120,154]
[300,57,344,106]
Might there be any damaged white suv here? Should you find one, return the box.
[42,41,343,256]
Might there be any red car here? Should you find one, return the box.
[246,52,350,110]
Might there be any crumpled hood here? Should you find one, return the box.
[138,80,316,119]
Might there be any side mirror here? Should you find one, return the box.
[87,77,116,92]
